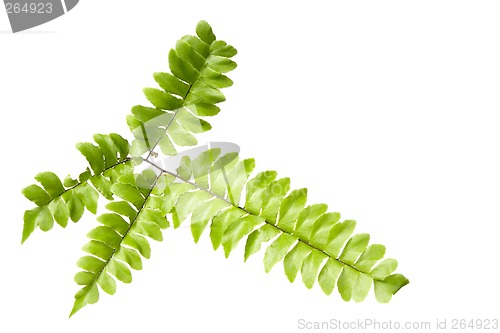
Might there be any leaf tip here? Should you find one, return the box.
[196,20,216,45]
[69,301,83,318]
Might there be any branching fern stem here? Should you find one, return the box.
[142,159,375,280]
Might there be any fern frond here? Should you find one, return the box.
[70,169,173,316]
[153,149,409,303]
[21,133,131,243]
[127,21,237,157]
[21,21,408,317]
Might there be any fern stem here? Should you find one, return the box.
[90,171,162,288]
[142,159,374,279]
[122,172,162,238]
[45,158,132,207]
[145,107,180,160]
[145,62,203,160]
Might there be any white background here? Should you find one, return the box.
[1,1,500,332]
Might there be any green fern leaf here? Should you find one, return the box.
[153,149,409,303]
[70,170,173,316]
[127,21,237,157]
[21,133,131,243]
[20,21,408,316]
